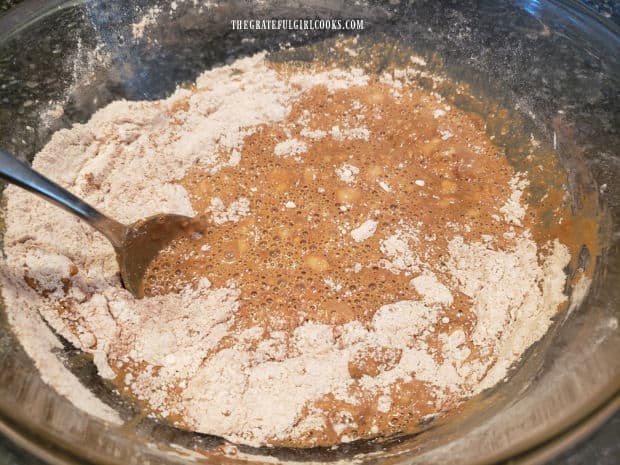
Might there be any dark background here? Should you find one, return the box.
[0,0,618,464]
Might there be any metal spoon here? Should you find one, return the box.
[0,147,192,298]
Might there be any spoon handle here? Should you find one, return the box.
[0,147,127,248]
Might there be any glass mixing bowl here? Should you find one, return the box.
[0,0,618,464]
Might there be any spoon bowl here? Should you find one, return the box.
[118,213,193,298]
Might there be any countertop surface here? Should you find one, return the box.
[0,0,618,464]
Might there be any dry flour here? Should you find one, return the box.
[0,52,572,447]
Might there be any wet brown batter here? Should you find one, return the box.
[134,68,574,446]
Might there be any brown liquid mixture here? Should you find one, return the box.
[128,67,573,446]
[146,81,518,301]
